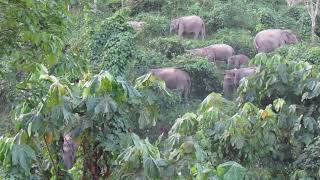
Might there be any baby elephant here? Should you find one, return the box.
[223,67,256,99]
[186,44,235,64]
[227,54,250,69]
[150,68,191,101]
[127,21,146,31]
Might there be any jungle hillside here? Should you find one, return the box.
[1,0,320,179]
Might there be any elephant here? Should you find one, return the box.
[254,29,298,53]
[223,67,256,99]
[186,44,235,63]
[206,44,235,63]
[62,132,78,169]
[127,21,146,31]
[170,15,205,39]
[227,54,250,69]
[150,68,191,101]
[286,0,303,6]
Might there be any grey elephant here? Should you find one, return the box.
[287,0,303,6]
[186,44,235,63]
[62,132,78,169]
[170,15,205,39]
[128,21,146,31]
[223,67,256,99]
[227,54,250,69]
[206,44,235,63]
[150,68,191,101]
[254,29,298,53]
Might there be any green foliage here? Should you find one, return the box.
[149,36,185,59]
[2,0,320,179]
[211,29,255,57]
[292,136,320,179]
[91,13,136,75]
[135,13,170,39]
[113,133,166,179]
[128,0,164,16]
[271,43,320,64]
[135,72,181,129]
[216,161,246,180]
[0,0,69,102]
[174,57,223,98]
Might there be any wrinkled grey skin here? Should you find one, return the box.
[62,132,78,169]
[254,29,298,53]
[128,21,146,31]
[150,68,191,101]
[223,67,256,99]
[185,44,235,63]
[227,54,250,69]
[170,15,205,39]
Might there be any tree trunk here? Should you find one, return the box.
[303,0,319,42]
[93,0,97,13]
[311,16,317,42]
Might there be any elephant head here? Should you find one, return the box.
[227,56,237,68]
[282,30,298,44]
[170,19,180,34]
[223,69,236,99]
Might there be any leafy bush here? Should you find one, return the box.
[135,13,170,40]
[292,136,320,179]
[270,43,320,64]
[211,29,256,58]
[173,57,223,99]
[149,37,185,59]
[91,13,137,75]
[128,0,164,15]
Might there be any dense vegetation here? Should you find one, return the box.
[0,0,320,179]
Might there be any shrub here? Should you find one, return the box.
[270,43,320,64]
[172,56,223,99]
[135,13,170,38]
[211,29,256,58]
[149,36,185,59]
[292,136,320,179]
[128,48,169,80]
[91,13,136,75]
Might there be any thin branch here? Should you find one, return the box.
[43,134,59,175]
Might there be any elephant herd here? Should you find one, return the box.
[61,15,299,169]
[128,15,299,101]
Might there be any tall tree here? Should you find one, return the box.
[304,0,320,42]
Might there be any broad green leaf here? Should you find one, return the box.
[216,161,246,180]
[143,157,160,178]
[12,144,36,173]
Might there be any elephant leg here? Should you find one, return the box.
[178,23,184,37]
[194,31,200,39]
[183,89,189,103]
[235,59,240,68]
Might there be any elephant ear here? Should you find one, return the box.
[171,19,180,30]
[281,31,290,43]
[282,30,297,43]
